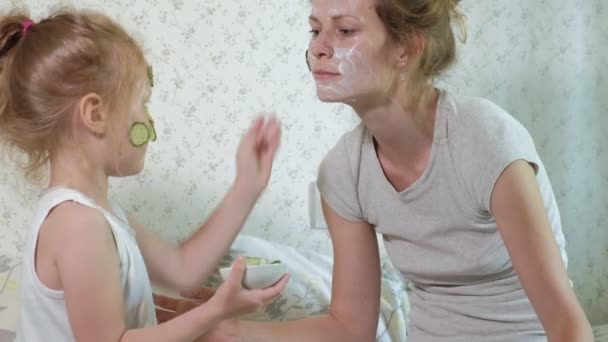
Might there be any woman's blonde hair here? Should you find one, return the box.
[376,0,467,82]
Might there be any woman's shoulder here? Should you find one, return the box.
[448,94,522,131]
[445,93,535,153]
[322,122,367,167]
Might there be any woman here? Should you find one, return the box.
[188,0,593,340]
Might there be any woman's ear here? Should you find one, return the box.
[76,93,108,135]
[395,32,426,68]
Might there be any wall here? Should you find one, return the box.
[0,0,606,324]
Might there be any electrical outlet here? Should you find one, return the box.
[309,181,328,229]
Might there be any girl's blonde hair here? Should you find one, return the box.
[0,8,148,179]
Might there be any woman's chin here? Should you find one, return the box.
[317,92,360,106]
[316,91,346,103]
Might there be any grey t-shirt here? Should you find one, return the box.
[317,91,567,342]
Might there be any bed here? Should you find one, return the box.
[0,234,408,341]
[1,234,606,341]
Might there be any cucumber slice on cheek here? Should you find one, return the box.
[145,107,157,142]
[148,119,157,142]
[130,122,151,147]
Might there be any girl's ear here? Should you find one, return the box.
[76,93,109,135]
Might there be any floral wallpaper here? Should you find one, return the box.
[0,0,606,325]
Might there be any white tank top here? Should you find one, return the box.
[16,187,157,341]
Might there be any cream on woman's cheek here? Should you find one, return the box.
[316,39,376,100]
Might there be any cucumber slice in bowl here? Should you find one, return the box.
[244,256,282,266]
[245,256,265,266]
[219,256,286,289]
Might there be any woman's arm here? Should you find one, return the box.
[491,160,593,342]
[201,199,382,342]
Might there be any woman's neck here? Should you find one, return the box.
[352,86,439,166]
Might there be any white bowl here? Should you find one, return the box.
[219,263,287,289]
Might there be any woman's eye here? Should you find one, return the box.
[339,29,355,36]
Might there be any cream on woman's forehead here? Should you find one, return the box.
[313,0,370,19]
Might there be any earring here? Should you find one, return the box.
[399,60,407,81]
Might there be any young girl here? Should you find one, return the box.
[202,0,593,341]
[0,8,287,342]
